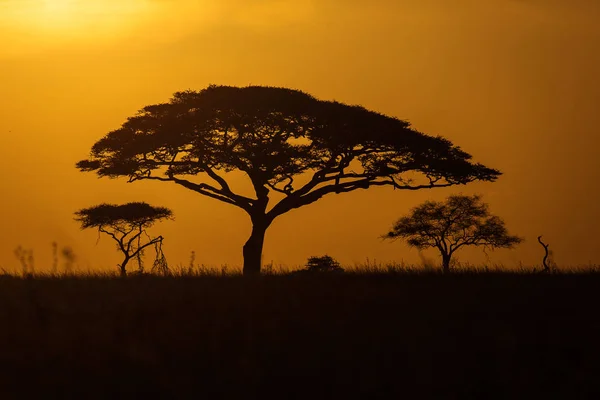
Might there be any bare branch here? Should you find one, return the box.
[99,227,128,256]
[268,175,455,219]
[130,236,164,260]
[142,175,253,212]
[538,235,551,273]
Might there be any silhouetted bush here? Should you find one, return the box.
[297,255,345,274]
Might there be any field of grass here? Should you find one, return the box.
[0,268,599,399]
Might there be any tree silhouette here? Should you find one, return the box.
[383,194,522,273]
[74,202,173,277]
[77,85,500,275]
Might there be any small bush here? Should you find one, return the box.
[301,255,345,273]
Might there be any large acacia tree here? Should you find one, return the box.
[77,85,500,275]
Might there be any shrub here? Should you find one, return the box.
[303,255,344,273]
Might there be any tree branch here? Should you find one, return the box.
[99,227,128,257]
[139,175,253,212]
[268,176,455,219]
[201,163,256,206]
[266,175,295,195]
[125,225,145,255]
[538,235,550,273]
[127,159,256,209]
[130,236,164,260]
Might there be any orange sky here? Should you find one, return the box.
[1,0,599,273]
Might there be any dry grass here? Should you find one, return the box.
[0,267,599,398]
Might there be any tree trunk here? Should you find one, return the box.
[120,257,130,278]
[442,253,451,274]
[243,219,269,276]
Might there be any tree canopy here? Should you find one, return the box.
[383,194,522,272]
[75,202,173,229]
[77,85,501,275]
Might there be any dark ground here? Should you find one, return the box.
[0,272,598,399]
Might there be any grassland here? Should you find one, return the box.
[0,268,599,399]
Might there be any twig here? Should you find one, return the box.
[537,236,550,273]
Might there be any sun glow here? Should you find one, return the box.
[1,0,157,45]
[43,0,73,14]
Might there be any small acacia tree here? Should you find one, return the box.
[74,202,173,277]
[77,85,500,276]
[383,194,522,273]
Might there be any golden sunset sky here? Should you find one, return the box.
[0,0,598,272]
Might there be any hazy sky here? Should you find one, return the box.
[1,0,599,272]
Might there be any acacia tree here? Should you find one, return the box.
[74,202,173,277]
[383,194,522,273]
[77,85,500,276]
